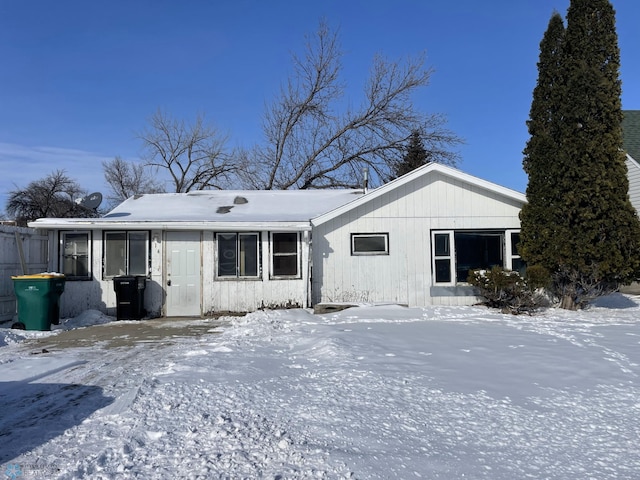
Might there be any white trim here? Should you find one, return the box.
[59,231,92,280]
[350,233,389,255]
[30,220,313,231]
[215,232,261,279]
[625,153,640,176]
[103,230,150,279]
[432,230,455,286]
[269,231,301,279]
[433,229,521,286]
[504,229,521,271]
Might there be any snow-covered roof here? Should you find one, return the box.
[30,189,364,231]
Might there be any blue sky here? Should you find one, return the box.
[1,0,639,210]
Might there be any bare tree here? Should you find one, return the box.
[6,170,97,226]
[103,155,165,207]
[240,20,461,190]
[138,110,235,193]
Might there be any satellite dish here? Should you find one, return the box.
[79,192,103,210]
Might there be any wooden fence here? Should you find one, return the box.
[0,225,49,322]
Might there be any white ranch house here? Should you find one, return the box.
[29,163,527,318]
[14,111,640,319]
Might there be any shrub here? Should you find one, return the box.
[468,266,549,314]
[524,264,551,289]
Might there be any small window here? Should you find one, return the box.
[61,232,91,280]
[351,233,389,255]
[217,233,260,278]
[433,232,452,283]
[128,232,148,275]
[510,231,526,275]
[104,231,150,278]
[271,232,300,277]
[510,232,521,256]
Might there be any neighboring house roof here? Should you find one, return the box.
[29,190,364,231]
[623,110,640,161]
[311,162,527,226]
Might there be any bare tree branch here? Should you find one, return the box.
[240,20,461,190]
[138,110,235,193]
[102,155,165,207]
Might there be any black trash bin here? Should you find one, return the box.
[113,275,146,320]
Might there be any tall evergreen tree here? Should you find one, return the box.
[392,130,429,179]
[519,13,566,273]
[520,0,640,310]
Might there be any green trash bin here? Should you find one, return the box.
[12,274,66,331]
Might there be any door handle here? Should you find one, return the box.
[167,279,171,286]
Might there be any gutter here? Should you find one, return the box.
[28,220,314,232]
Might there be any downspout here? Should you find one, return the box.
[304,230,311,309]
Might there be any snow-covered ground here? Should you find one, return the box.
[1,295,640,479]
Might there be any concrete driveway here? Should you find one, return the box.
[24,317,230,351]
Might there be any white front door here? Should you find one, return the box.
[166,231,201,316]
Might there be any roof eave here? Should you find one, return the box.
[28,220,313,232]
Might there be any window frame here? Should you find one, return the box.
[506,230,525,275]
[454,231,504,283]
[102,230,150,279]
[270,232,301,279]
[215,232,261,279]
[432,229,522,285]
[60,231,92,280]
[350,233,390,256]
[432,230,454,285]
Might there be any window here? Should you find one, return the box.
[454,232,503,282]
[432,230,520,285]
[433,232,452,283]
[61,232,90,279]
[271,232,300,277]
[217,233,259,278]
[104,231,149,278]
[509,231,526,275]
[351,233,389,255]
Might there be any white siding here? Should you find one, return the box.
[148,229,164,315]
[626,156,640,214]
[51,229,163,318]
[206,231,310,313]
[312,171,524,307]
[54,228,311,317]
